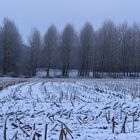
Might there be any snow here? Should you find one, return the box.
[36,69,83,78]
[0,78,139,139]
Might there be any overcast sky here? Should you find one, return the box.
[0,0,140,43]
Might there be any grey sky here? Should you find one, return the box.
[0,0,140,43]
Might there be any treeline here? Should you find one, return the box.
[0,18,140,77]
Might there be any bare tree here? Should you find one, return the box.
[97,21,118,77]
[0,26,3,74]
[60,24,77,77]
[43,25,58,77]
[79,22,94,76]
[126,24,140,76]
[0,18,139,78]
[28,28,41,76]
[0,18,22,76]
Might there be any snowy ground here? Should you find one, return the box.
[0,78,140,140]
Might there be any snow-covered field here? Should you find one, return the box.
[0,78,139,140]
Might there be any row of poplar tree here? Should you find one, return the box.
[0,18,140,77]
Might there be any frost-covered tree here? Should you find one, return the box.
[60,24,77,76]
[0,18,22,76]
[0,18,139,78]
[0,26,3,74]
[79,22,94,76]
[43,25,58,76]
[97,21,118,75]
[28,28,41,76]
